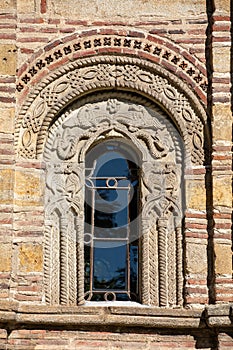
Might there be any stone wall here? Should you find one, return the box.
[0,0,232,349]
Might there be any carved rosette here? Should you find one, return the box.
[44,95,183,307]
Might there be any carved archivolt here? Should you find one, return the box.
[16,55,207,167]
[16,32,208,96]
[44,94,183,306]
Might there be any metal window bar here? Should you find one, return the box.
[84,173,139,302]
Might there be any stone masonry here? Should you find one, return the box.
[0,0,232,349]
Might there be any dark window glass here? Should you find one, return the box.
[84,140,140,302]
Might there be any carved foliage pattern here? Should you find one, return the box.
[44,97,183,306]
[17,57,205,166]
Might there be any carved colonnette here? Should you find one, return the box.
[43,95,184,306]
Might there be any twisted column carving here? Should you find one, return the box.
[77,219,85,305]
[158,218,168,307]
[175,220,183,306]
[60,216,69,305]
[44,220,53,304]
[67,211,77,305]
[141,218,150,305]
[149,222,159,306]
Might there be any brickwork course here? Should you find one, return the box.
[0,0,233,349]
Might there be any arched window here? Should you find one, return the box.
[44,95,184,307]
[84,140,140,302]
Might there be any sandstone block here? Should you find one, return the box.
[213,176,232,208]
[185,180,206,211]
[0,169,13,205]
[47,0,206,19]
[186,243,207,275]
[14,170,44,207]
[214,0,231,13]
[215,243,232,275]
[213,119,232,141]
[17,0,35,13]
[213,47,230,73]
[0,45,17,76]
[0,0,16,11]
[19,243,43,272]
[213,104,232,121]
[0,243,11,272]
[0,108,14,134]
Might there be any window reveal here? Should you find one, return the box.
[84,140,140,302]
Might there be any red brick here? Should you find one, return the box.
[60,27,76,33]
[48,18,60,24]
[48,56,69,71]
[18,37,48,43]
[128,30,145,38]
[0,33,16,40]
[62,33,78,43]
[79,29,98,38]
[147,34,165,45]
[185,232,208,239]
[213,15,230,21]
[65,20,88,26]
[0,97,15,103]
[44,39,62,51]
[19,18,44,24]
[40,0,47,14]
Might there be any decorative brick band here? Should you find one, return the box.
[16,29,208,104]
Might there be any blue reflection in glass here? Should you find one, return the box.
[84,140,140,300]
[93,241,127,290]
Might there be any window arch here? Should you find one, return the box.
[44,94,184,307]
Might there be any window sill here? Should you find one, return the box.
[0,300,205,330]
[0,301,232,330]
[84,301,147,307]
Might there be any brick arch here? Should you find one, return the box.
[16,53,208,167]
[16,28,208,104]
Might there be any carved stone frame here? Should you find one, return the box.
[15,54,209,308]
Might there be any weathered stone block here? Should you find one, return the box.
[185,180,206,211]
[186,242,207,274]
[215,243,232,275]
[0,243,11,272]
[213,119,232,142]
[14,170,44,207]
[214,0,231,13]
[213,176,232,208]
[213,47,230,73]
[0,0,16,11]
[17,0,35,13]
[0,45,17,76]
[19,243,43,272]
[0,169,13,205]
[213,104,232,121]
[0,108,14,134]
[47,0,206,19]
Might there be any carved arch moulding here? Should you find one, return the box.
[16,54,208,167]
[16,29,208,102]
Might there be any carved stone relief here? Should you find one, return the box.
[44,94,183,307]
[16,56,207,167]
[16,33,208,96]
